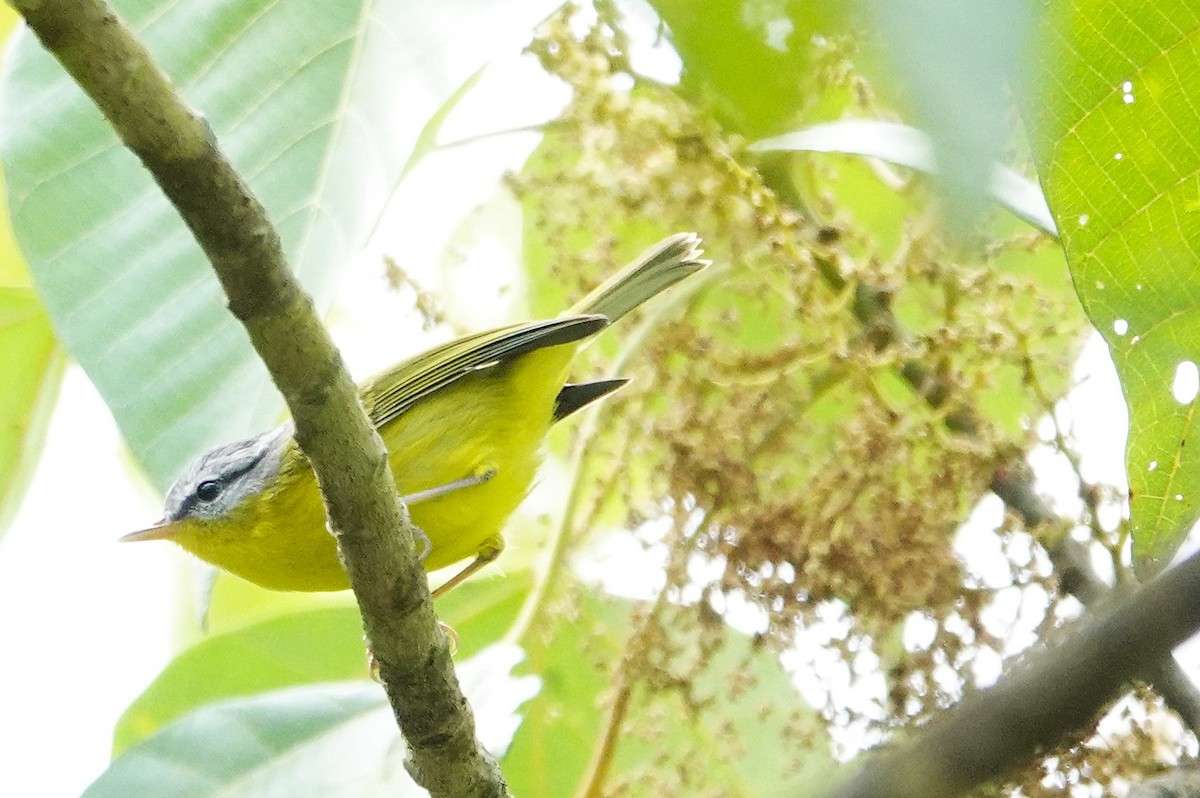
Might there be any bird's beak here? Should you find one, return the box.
[120,519,181,542]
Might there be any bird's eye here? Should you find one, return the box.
[195,480,222,502]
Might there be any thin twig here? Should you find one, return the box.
[577,650,635,798]
[11,2,507,795]
[574,510,710,798]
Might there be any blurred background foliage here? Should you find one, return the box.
[2,0,1198,795]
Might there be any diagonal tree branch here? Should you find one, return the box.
[825,542,1200,798]
[990,419,1200,732]
[10,1,507,795]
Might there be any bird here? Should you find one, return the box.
[122,233,707,598]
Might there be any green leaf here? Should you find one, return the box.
[503,588,837,796]
[116,574,529,752]
[1026,1,1200,573]
[0,287,64,538]
[751,121,1057,235]
[867,0,1036,232]
[0,162,28,290]
[0,0,559,488]
[92,645,539,798]
[502,594,617,797]
[112,608,368,754]
[88,684,399,798]
[0,152,62,539]
[648,0,808,137]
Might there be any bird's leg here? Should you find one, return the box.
[432,535,505,599]
[398,470,496,563]
[399,469,494,564]
[399,469,496,506]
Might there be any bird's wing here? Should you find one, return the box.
[361,315,608,429]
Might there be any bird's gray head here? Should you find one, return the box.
[162,425,290,523]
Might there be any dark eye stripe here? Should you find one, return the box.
[174,445,269,519]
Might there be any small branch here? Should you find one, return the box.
[1128,765,1200,798]
[992,468,1200,730]
[12,2,506,795]
[826,544,1200,798]
[577,671,634,798]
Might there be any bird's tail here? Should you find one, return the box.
[566,233,708,322]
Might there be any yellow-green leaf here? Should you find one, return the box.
[1027,0,1200,574]
[0,287,64,538]
[115,574,529,753]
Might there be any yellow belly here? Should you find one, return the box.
[177,344,573,591]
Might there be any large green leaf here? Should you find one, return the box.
[116,573,531,753]
[87,683,399,798]
[1026,0,1200,573]
[90,645,538,798]
[502,593,616,797]
[0,287,64,538]
[0,0,558,488]
[113,608,369,755]
[504,589,837,796]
